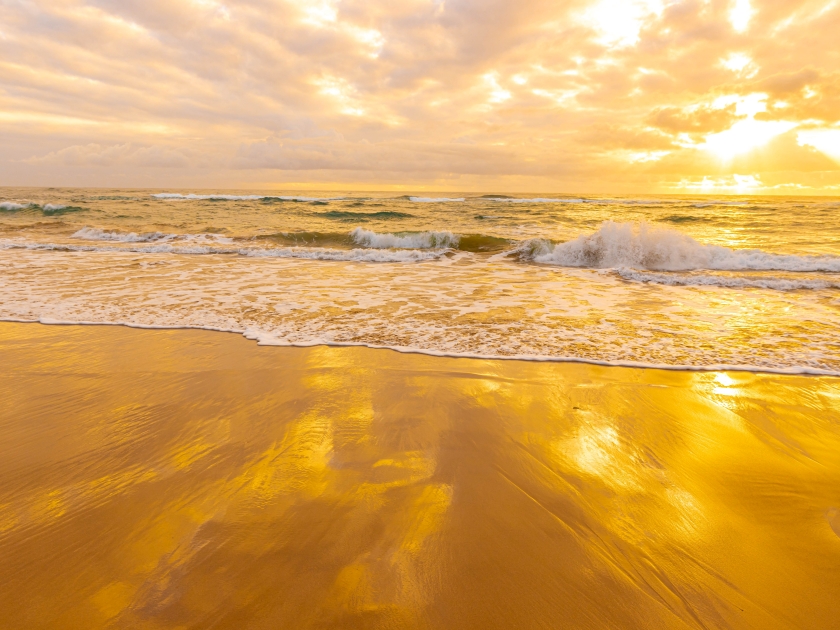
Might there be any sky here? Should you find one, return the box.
[1,0,839,194]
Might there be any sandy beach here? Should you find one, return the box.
[1,321,838,628]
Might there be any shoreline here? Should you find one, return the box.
[4,317,839,377]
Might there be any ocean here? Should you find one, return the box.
[2,187,839,374]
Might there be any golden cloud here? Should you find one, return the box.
[0,0,838,193]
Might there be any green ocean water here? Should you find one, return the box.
[1,187,839,372]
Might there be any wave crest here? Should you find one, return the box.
[72,227,232,244]
[525,221,840,272]
[1,202,84,215]
[350,228,458,249]
[1,202,29,211]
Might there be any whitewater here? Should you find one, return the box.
[1,187,839,373]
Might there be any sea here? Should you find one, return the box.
[2,187,839,374]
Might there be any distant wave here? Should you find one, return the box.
[662,215,707,224]
[616,269,840,291]
[261,229,509,253]
[692,201,750,208]
[520,221,840,272]
[317,210,414,220]
[152,193,345,202]
[408,197,465,203]
[0,201,83,215]
[242,247,444,262]
[481,197,584,203]
[72,227,233,244]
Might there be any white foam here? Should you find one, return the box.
[1,239,444,262]
[616,269,840,291]
[2,316,837,376]
[3,234,840,373]
[526,221,840,272]
[71,227,234,244]
[350,228,458,249]
[72,227,173,243]
[408,197,465,203]
[152,193,343,201]
[181,233,235,244]
[1,202,28,211]
[42,204,67,212]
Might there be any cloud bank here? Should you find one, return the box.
[1,0,838,192]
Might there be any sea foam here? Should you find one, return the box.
[616,269,840,291]
[72,227,233,244]
[524,221,840,272]
[2,239,444,262]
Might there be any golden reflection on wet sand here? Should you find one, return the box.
[1,322,838,629]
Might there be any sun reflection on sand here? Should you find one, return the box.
[1,323,839,628]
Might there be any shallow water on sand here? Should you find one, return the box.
[1,187,840,372]
[1,323,839,629]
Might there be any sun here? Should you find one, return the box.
[700,94,795,161]
[702,118,796,160]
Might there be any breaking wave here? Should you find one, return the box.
[260,229,509,253]
[1,202,29,211]
[521,221,840,272]
[350,228,458,249]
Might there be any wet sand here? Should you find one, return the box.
[1,322,839,629]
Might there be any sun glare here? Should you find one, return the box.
[679,173,763,192]
[730,0,754,32]
[700,94,794,160]
[582,0,664,47]
[703,119,795,159]
[797,128,840,162]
